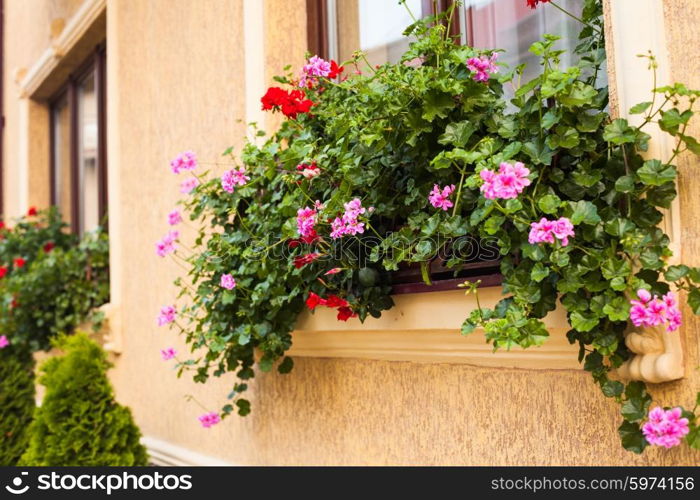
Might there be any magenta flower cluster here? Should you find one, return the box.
[180,177,199,194]
[155,230,179,257]
[330,198,367,239]
[157,305,177,326]
[296,206,318,239]
[466,53,498,82]
[429,184,456,211]
[168,209,182,226]
[221,167,250,193]
[642,407,690,448]
[630,289,682,332]
[480,162,531,200]
[0,335,9,349]
[220,273,237,290]
[299,55,331,88]
[528,217,575,247]
[160,347,177,361]
[170,150,198,174]
[198,412,221,428]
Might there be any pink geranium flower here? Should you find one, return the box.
[299,55,331,87]
[160,347,177,361]
[157,305,177,326]
[642,407,690,448]
[0,335,9,349]
[221,167,250,193]
[220,273,237,290]
[168,210,182,226]
[296,207,318,240]
[329,198,368,239]
[466,53,498,82]
[428,184,456,211]
[528,217,574,246]
[170,151,197,174]
[480,161,530,199]
[180,177,199,194]
[155,230,179,257]
[198,412,221,428]
[629,290,682,332]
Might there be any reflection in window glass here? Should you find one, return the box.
[463,0,592,84]
[52,95,72,227]
[336,0,422,67]
[78,69,100,234]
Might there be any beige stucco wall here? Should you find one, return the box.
[2,0,699,465]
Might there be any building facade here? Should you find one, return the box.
[2,0,699,465]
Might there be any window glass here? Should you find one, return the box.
[77,68,100,233]
[52,94,72,227]
[463,0,590,83]
[335,0,422,66]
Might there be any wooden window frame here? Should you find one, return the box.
[49,45,107,235]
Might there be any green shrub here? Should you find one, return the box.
[0,347,35,465]
[21,333,147,466]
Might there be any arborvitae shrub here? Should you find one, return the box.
[21,333,148,466]
[0,347,35,465]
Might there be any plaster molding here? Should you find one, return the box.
[141,436,233,467]
[18,0,106,98]
[608,0,683,383]
[290,289,581,369]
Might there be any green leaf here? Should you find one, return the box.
[570,311,599,332]
[603,296,630,321]
[637,159,676,186]
[602,380,624,397]
[522,140,554,166]
[665,265,690,282]
[277,356,294,374]
[618,421,648,454]
[538,194,562,214]
[422,91,454,121]
[658,108,692,135]
[614,175,635,193]
[236,399,251,416]
[568,200,601,225]
[461,319,477,335]
[629,101,652,115]
[438,121,477,148]
[530,262,550,282]
[603,119,636,145]
[688,288,700,314]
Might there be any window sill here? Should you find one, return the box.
[290,287,581,369]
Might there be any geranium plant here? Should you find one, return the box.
[159,0,700,451]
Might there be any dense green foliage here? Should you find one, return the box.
[0,209,110,353]
[166,0,700,450]
[21,333,148,466]
[0,348,35,465]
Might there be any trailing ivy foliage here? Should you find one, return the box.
[21,333,148,466]
[170,0,700,450]
[0,348,35,465]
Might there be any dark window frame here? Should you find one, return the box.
[49,45,107,235]
[0,0,4,217]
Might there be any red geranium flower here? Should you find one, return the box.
[0,267,7,279]
[44,241,55,253]
[293,252,322,269]
[0,221,5,230]
[324,295,349,308]
[288,239,301,248]
[328,60,344,79]
[301,229,320,245]
[14,257,26,268]
[336,306,356,322]
[27,206,37,216]
[526,0,550,8]
[306,292,326,310]
[261,86,315,119]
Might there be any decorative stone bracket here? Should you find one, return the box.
[617,326,684,383]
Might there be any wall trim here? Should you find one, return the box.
[18,0,106,99]
[290,289,582,369]
[141,436,233,467]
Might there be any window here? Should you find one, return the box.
[49,47,107,235]
[461,0,596,86]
